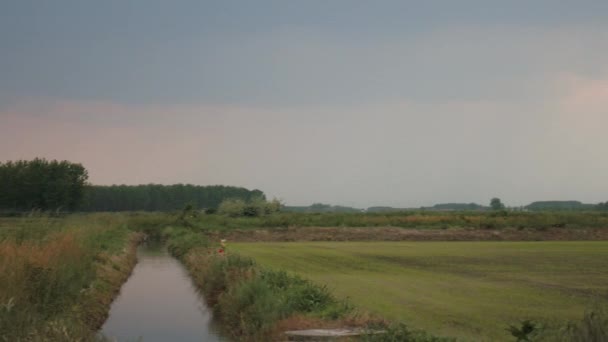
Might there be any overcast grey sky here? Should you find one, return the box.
[1,1,607,207]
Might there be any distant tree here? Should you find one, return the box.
[310,203,332,211]
[431,203,486,211]
[525,201,593,211]
[490,197,505,211]
[598,201,608,211]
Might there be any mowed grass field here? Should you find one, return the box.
[231,241,608,341]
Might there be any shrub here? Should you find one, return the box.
[199,254,256,305]
[217,276,285,339]
[260,270,336,313]
[218,197,281,217]
[506,320,538,341]
[218,199,247,217]
[164,227,209,257]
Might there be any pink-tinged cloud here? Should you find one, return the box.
[2,93,608,206]
[0,100,237,186]
[558,74,608,111]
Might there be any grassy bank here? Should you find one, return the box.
[232,241,608,341]
[165,226,353,341]
[0,214,141,341]
[162,226,448,341]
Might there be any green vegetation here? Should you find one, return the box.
[164,233,358,341]
[0,214,139,341]
[179,210,608,231]
[283,203,362,213]
[0,158,88,212]
[595,201,608,211]
[2,211,607,341]
[525,201,597,211]
[232,241,608,341]
[82,184,265,212]
[217,197,281,217]
[427,203,487,211]
[491,197,506,210]
[557,307,608,342]
[367,206,411,212]
[0,159,265,213]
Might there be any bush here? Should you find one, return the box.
[218,199,247,217]
[218,276,285,339]
[218,197,281,217]
[260,270,336,313]
[507,320,539,341]
[164,226,209,257]
[199,254,256,305]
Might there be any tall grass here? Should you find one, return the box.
[0,214,135,341]
[536,306,608,342]
[561,307,608,342]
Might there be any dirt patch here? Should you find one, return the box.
[208,227,608,242]
[271,313,384,341]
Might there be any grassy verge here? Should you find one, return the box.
[232,241,608,341]
[0,214,141,341]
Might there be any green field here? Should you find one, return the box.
[232,241,608,341]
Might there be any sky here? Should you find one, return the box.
[1,1,607,208]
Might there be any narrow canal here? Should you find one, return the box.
[99,241,227,341]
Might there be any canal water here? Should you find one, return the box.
[99,241,227,341]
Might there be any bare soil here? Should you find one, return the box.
[208,226,608,242]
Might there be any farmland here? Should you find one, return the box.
[2,210,608,341]
[232,241,608,341]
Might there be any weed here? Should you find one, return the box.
[507,320,538,341]
[551,306,608,342]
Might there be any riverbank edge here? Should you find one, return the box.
[171,241,448,342]
[80,231,144,335]
[176,249,355,341]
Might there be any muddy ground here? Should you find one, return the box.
[208,226,608,242]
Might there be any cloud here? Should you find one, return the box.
[558,73,608,111]
[3,90,606,208]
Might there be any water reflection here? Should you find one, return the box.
[100,241,226,341]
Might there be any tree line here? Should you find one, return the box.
[81,184,265,212]
[0,158,88,211]
[0,159,264,212]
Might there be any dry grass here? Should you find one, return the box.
[0,232,87,311]
[0,215,138,341]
